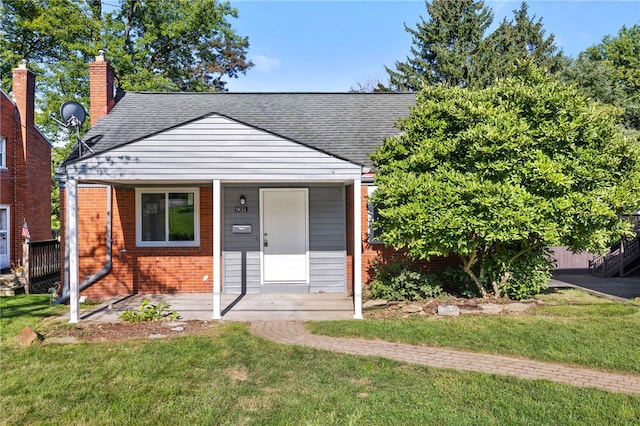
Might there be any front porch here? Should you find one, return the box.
[57,292,355,322]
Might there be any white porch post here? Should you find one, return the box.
[212,179,222,319]
[67,178,79,323]
[353,178,363,319]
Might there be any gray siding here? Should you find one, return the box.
[68,115,361,182]
[223,187,261,294]
[222,185,346,294]
[309,187,346,292]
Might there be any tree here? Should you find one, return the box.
[384,1,567,92]
[371,65,640,299]
[479,2,566,87]
[570,25,640,131]
[1,0,252,133]
[1,0,253,227]
[385,0,493,91]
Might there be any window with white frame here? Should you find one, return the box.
[136,188,199,247]
[0,137,6,168]
[367,186,383,244]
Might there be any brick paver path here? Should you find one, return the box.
[250,321,640,395]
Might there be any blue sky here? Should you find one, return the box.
[225,0,640,92]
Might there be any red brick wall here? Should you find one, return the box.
[74,186,215,299]
[0,70,51,268]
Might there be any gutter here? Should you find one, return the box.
[54,182,112,305]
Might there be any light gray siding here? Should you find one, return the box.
[67,115,361,182]
[222,185,346,294]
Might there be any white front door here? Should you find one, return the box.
[260,189,308,283]
[0,206,9,269]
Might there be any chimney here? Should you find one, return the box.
[12,60,35,144]
[89,49,115,126]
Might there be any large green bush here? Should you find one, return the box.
[371,65,640,299]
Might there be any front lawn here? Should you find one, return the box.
[308,289,640,374]
[1,322,639,425]
[1,292,639,424]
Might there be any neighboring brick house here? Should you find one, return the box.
[60,53,453,320]
[0,61,52,270]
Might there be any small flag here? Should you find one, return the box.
[21,220,30,239]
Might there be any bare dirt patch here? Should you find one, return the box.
[43,320,218,343]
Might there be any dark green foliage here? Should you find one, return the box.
[385,1,566,91]
[369,260,443,301]
[386,0,493,90]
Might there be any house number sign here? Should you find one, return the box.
[235,206,248,213]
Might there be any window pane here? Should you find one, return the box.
[168,192,194,241]
[141,193,165,241]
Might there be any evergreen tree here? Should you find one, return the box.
[385,0,493,91]
[479,2,566,87]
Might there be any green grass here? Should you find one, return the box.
[0,294,66,343]
[1,292,639,424]
[1,323,639,425]
[308,289,640,374]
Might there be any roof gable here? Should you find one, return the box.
[70,92,415,168]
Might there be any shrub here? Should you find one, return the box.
[119,299,180,323]
[369,260,442,301]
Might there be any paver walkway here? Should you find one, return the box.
[250,321,640,395]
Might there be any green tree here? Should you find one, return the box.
[371,65,640,299]
[385,0,493,91]
[479,2,566,87]
[1,0,252,134]
[572,25,640,131]
[1,0,253,227]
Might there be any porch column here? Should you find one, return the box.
[212,179,222,319]
[67,178,79,323]
[353,178,363,319]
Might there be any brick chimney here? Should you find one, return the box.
[12,59,35,147]
[89,49,115,126]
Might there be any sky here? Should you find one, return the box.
[225,0,640,92]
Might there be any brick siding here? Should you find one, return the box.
[0,66,52,268]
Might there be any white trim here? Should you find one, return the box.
[135,187,200,247]
[353,180,363,319]
[259,188,309,285]
[212,180,221,319]
[0,205,9,269]
[0,137,6,169]
[67,179,79,323]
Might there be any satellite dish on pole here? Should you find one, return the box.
[49,101,93,157]
[59,101,86,128]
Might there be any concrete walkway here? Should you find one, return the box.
[249,320,640,395]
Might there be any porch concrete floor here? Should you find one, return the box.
[58,293,355,323]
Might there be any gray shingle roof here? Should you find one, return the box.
[69,92,415,168]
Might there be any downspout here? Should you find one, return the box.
[54,184,112,305]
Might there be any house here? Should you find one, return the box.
[0,61,52,271]
[59,53,452,321]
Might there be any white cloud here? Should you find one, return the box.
[252,55,281,72]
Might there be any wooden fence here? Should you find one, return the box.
[24,239,61,294]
